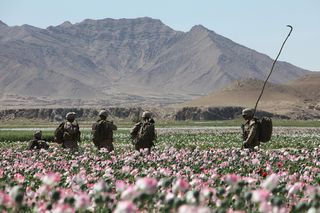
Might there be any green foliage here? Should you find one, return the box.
[1,128,320,151]
[0,130,54,143]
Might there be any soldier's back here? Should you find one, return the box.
[135,121,156,149]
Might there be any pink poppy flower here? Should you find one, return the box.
[178,205,198,213]
[14,173,25,183]
[277,162,284,168]
[136,177,157,195]
[227,209,246,213]
[130,169,139,176]
[93,181,106,193]
[42,172,61,186]
[52,203,75,213]
[121,186,139,200]
[36,185,50,197]
[121,166,132,174]
[178,205,211,213]
[252,189,270,203]
[0,191,11,207]
[252,158,260,165]
[159,168,172,176]
[173,179,189,193]
[224,174,240,185]
[258,201,272,213]
[114,200,137,213]
[35,201,48,213]
[288,182,304,196]
[220,162,229,168]
[116,180,129,193]
[261,173,279,190]
[74,193,90,210]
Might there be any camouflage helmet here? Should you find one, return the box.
[34,130,42,138]
[66,112,76,119]
[142,111,152,118]
[99,110,108,117]
[242,108,254,117]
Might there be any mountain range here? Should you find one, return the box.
[0,17,311,108]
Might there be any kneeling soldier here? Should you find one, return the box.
[241,108,260,150]
[28,130,49,150]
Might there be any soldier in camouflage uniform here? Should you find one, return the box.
[241,108,260,150]
[61,112,81,149]
[28,130,49,150]
[92,110,117,152]
[130,111,156,154]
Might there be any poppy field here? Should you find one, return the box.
[0,127,320,212]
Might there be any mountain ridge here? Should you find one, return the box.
[0,17,311,108]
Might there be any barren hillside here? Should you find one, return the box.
[182,73,320,118]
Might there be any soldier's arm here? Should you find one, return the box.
[130,123,143,142]
[28,140,36,150]
[244,122,257,145]
[130,122,142,135]
[111,121,117,131]
[76,123,81,142]
[241,124,247,141]
[150,124,156,140]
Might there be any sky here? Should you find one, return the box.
[0,0,319,71]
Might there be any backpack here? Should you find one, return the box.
[256,117,273,142]
[138,122,156,143]
[92,120,111,145]
[130,122,142,139]
[54,122,65,144]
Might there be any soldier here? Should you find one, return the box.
[241,108,260,150]
[28,130,49,150]
[92,110,117,152]
[54,112,81,150]
[130,111,156,154]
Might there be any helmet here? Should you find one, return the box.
[34,130,42,139]
[141,111,152,118]
[242,108,254,117]
[99,110,108,117]
[66,112,76,119]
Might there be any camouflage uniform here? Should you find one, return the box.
[130,111,156,153]
[92,110,117,152]
[61,112,81,149]
[28,130,49,150]
[242,108,260,149]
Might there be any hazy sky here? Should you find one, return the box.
[1,0,319,71]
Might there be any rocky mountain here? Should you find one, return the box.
[0,17,310,108]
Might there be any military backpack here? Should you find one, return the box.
[138,122,156,142]
[256,117,272,142]
[54,122,65,144]
[92,120,112,145]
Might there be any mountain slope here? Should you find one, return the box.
[0,17,311,107]
[182,73,320,118]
